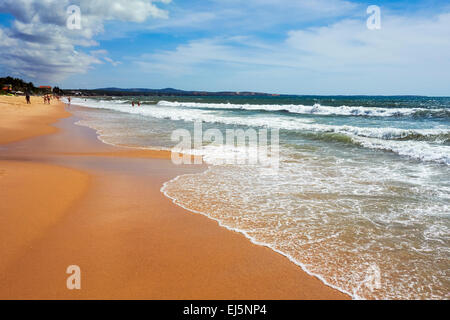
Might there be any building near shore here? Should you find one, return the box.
[39,85,52,92]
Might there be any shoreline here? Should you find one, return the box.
[0,96,349,299]
[161,172,357,300]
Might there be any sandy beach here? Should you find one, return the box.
[0,96,349,300]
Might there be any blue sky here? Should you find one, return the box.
[0,0,449,95]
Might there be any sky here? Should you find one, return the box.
[0,0,449,95]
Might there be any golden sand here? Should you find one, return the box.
[0,95,70,144]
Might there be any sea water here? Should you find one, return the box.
[68,95,450,299]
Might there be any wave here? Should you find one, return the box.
[283,131,450,165]
[326,126,449,142]
[69,98,450,165]
[352,137,450,165]
[297,130,449,145]
[157,100,450,118]
[71,98,449,139]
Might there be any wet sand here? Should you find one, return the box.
[0,96,349,299]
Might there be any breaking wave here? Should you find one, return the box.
[157,100,450,118]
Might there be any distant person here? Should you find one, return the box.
[68,96,71,105]
[138,101,141,107]
[25,91,31,104]
[132,101,135,107]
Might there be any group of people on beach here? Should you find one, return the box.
[24,93,63,105]
[132,101,141,107]
[43,94,52,104]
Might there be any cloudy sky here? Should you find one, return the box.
[0,0,449,95]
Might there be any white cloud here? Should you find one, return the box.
[0,0,170,82]
[91,50,122,67]
[133,11,450,95]
[104,57,122,67]
[144,0,358,32]
[286,13,450,70]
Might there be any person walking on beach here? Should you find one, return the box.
[25,91,31,104]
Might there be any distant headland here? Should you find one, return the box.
[65,87,283,97]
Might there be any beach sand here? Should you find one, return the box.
[0,95,70,145]
[0,96,349,299]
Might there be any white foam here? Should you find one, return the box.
[161,156,450,300]
[162,141,450,298]
[157,100,448,118]
[71,98,450,165]
[352,136,450,165]
[72,98,448,138]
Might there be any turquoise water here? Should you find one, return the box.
[69,95,449,299]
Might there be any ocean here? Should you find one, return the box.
[67,95,449,300]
